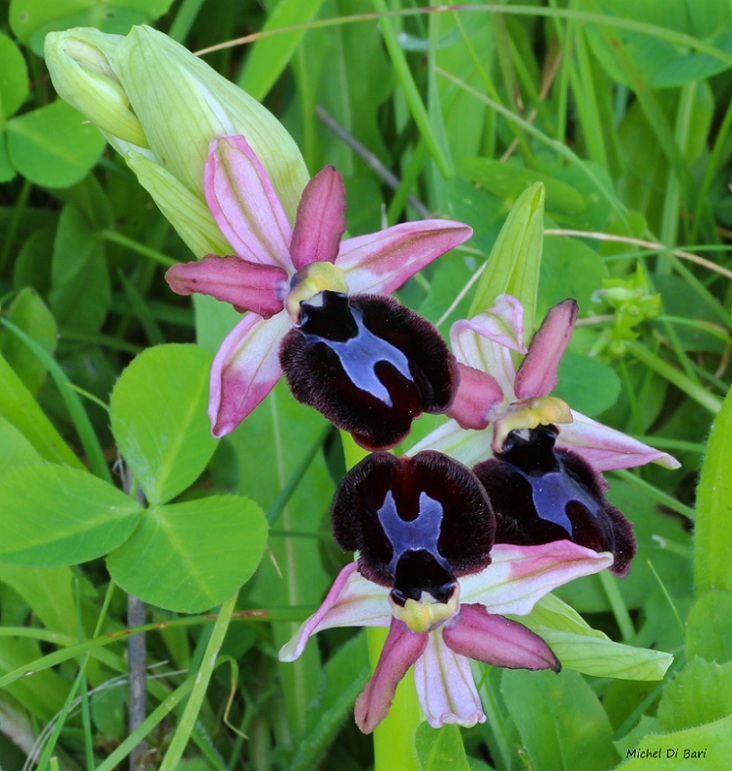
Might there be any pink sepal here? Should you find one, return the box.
[558,412,681,471]
[165,255,287,318]
[208,311,289,437]
[459,541,614,616]
[444,604,560,671]
[448,363,503,430]
[354,617,428,734]
[278,563,391,662]
[338,221,472,295]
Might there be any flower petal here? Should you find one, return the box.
[279,563,391,662]
[450,301,525,398]
[338,221,472,295]
[413,631,485,728]
[514,298,577,399]
[205,135,293,270]
[165,255,287,318]
[447,363,504,430]
[558,411,681,471]
[354,617,428,734]
[209,311,289,437]
[407,418,492,467]
[443,604,559,671]
[289,165,347,270]
[454,295,527,356]
[459,541,614,615]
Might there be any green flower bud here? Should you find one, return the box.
[44,28,148,148]
[113,26,307,220]
[45,25,309,251]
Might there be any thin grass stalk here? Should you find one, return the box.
[159,593,238,770]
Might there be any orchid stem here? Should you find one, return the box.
[341,431,422,771]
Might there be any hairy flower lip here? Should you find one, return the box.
[474,424,637,576]
[281,294,460,450]
[330,451,493,593]
[164,133,472,441]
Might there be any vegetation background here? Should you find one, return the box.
[1,1,732,769]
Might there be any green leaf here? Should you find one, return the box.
[516,594,673,681]
[686,589,732,663]
[415,723,471,771]
[1,287,57,395]
[554,353,621,417]
[468,182,545,337]
[11,0,175,51]
[537,630,672,681]
[0,353,83,468]
[585,14,732,89]
[657,657,732,732]
[0,416,43,474]
[694,381,732,593]
[539,236,608,318]
[0,33,29,119]
[238,0,328,102]
[109,344,218,505]
[0,133,14,183]
[464,157,588,217]
[50,203,110,333]
[615,715,732,769]
[0,564,76,636]
[6,100,106,188]
[106,495,268,613]
[0,637,70,720]
[288,633,370,771]
[0,464,143,567]
[11,0,90,42]
[501,668,617,771]
[13,227,55,295]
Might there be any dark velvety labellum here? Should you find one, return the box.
[279,291,458,450]
[473,425,636,576]
[331,451,494,603]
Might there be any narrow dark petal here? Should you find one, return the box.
[354,617,428,734]
[443,604,560,671]
[279,291,458,449]
[331,451,494,599]
[473,425,636,576]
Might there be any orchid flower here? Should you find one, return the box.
[410,294,680,472]
[280,545,612,732]
[278,450,613,732]
[166,135,471,448]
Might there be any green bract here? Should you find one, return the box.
[44,25,310,255]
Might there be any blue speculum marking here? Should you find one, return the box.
[304,307,413,407]
[512,463,606,536]
[377,489,451,574]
